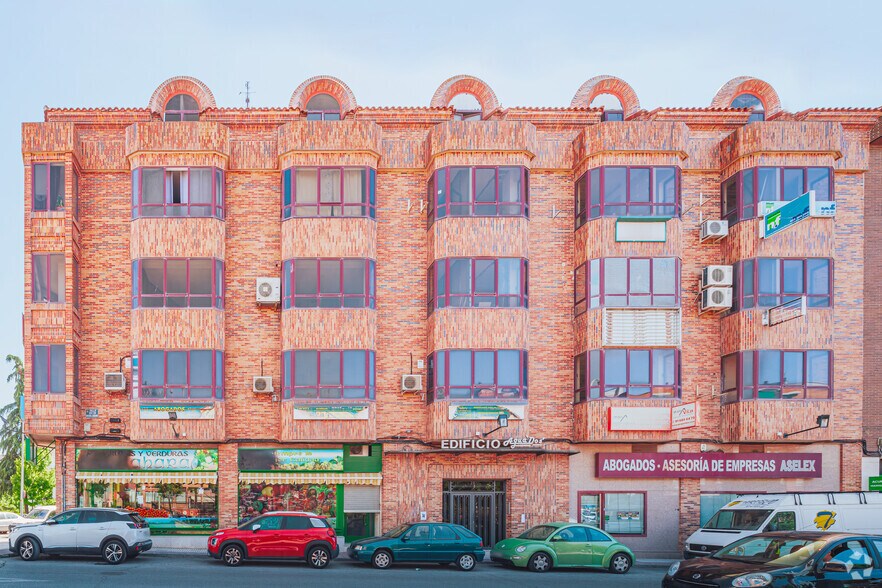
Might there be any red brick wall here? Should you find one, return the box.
[866,143,882,447]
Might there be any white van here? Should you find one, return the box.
[684,492,882,558]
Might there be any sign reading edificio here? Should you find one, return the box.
[440,437,544,450]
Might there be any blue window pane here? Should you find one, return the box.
[320,352,341,385]
[474,351,494,386]
[807,259,830,296]
[436,351,446,387]
[807,168,830,201]
[498,259,521,295]
[167,352,187,385]
[758,259,780,294]
[190,350,212,386]
[33,346,48,392]
[742,352,754,387]
[295,351,317,386]
[604,350,627,385]
[141,351,165,388]
[448,351,471,387]
[757,168,780,202]
[783,169,804,201]
[782,260,803,293]
[343,351,366,386]
[283,169,292,208]
[215,350,223,398]
[806,351,830,387]
[653,350,676,386]
[497,351,519,386]
[783,352,803,385]
[654,168,677,204]
[629,350,650,384]
[758,351,781,385]
[604,168,627,203]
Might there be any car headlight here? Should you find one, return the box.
[667,561,680,576]
[214,531,224,537]
[515,545,527,553]
[354,545,364,551]
[732,573,772,587]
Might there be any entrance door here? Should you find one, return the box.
[442,480,506,548]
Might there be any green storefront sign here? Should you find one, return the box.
[869,476,882,491]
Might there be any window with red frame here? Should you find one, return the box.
[428,258,528,312]
[427,166,528,223]
[575,166,678,226]
[721,167,832,224]
[305,93,341,121]
[732,258,831,312]
[73,346,80,398]
[33,163,65,212]
[132,167,224,219]
[281,350,375,400]
[73,256,80,310]
[132,259,223,309]
[427,349,527,402]
[138,350,223,400]
[32,253,65,303]
[282,167,376,219]
[574,257,679,314]
[575,348,679,402]
[282,258,375,309]
[578,492,645,535]
[33,344,66,394]
[164,94,200,121]
[721,350,831,403]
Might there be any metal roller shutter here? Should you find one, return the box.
[343,485,381,512]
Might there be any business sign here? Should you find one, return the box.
[139,404,216,420]
[448,404,525,421]
[76,448,218,472]
[869,476,882,492]
[439,437,545,451]
[291,405,369,420]
[85,409,99,419]
[615,219,667,242]
[608,404,698,432]
[671,403,697,430]
[811,199,836,217]
[238,448,344,472]
[761,191,834,239]
[596,452,823,479]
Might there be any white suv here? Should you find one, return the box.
[9,508,152,564]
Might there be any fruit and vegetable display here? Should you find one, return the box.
[239,483,336,527]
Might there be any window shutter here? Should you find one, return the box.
[343,485,381,513]
[602,309,681,347]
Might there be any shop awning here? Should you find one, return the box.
[238,472,382,486]
[75,471,218,484]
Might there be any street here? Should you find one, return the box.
[0,552,667,587]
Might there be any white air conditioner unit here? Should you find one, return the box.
[401,374,423,392]
[256,278,281,304]
[252,376,274,393]
[104,372,126,391]
[700,219,729,242]
[700,287,733,313]
[348,445,371,456]
[701,265,733,289]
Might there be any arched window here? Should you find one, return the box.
[306,94,341,121]
[450,93,482,121]
[731,93,765,123]
[591,94,624,122]
[164,94,200,121]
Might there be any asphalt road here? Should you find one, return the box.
[0,552,668,587]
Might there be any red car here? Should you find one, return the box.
[208,511,339,568]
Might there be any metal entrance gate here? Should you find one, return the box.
[442,480,506,547]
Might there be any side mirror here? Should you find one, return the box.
[46,519,57,525]
[820,561,848,573]
[550,536,562,542]
[400,535,409,542]
[251,524,261,533]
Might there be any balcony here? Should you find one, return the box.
[720,309,833,354]
[128,400,225,442]
[131,217,225,259]
[427,401,530,442]
[719,121,842,170]
[428,121,537,165]
[574,399,682,443]
[125,122,230,161]
[277,120,381,169]
[281,309,376,350]
[132,309,224,349]
[281,402,376,442]
[428,308,527,351]
[281,218,376,259]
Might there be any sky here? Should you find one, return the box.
[0,0,880,408]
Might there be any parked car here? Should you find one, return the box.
[207,511,338,568]
[0,512,30,533]
[490,522,634,574]
[18,506,56,526]
[8,507,151,564]
[348,522,484,570]
[664,531,882,587]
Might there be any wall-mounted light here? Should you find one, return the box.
[480,414,509,438]
[783,414,830,438]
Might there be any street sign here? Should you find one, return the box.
[762,191,813,238]
[870,476,882,491]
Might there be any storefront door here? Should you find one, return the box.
[442,480,506,548]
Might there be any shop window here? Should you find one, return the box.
[164,94,200,121]
[578,492,645,535]
[720,350,832,403]
[427,349,527,402]
[733,258,831,311]
[32,254,65,303]
[282,167,375,219]
[133,258,224,309]
[429,258,528,312]
[575,257,679,313]
[32,163,65,212]
[33,344,66,394]
[282,258,375,309]
[239,483,337,527]
[721,167,832,224]
[575,166,678,227]
[575,349,679,402]
[427,166,529,223]
[132,167,224,219]
[282,350,375,400]
[305,93,341,121]
[138,349,224,400]
[700,493,740,526]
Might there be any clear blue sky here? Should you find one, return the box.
[0,0,879,407]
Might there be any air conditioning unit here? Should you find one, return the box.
[252,376,274,393]
[701,265,733,289]
[104,372,126,391]
[348,445,371,456]
[256,278,281,304]
[700,287,733,313]
[700,219,729,242]
[401,374,423,392]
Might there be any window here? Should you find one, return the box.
[281,350,375,400]
[32,254,65,303]
[138,350,224,400]
[73,346,80,398]
[427,349,527,402]
[575,257,679,313]
[721,167,832,224]
[601,110,624,122]
[553,526,590,542]
[72,170,79,221]
[427,166,529,223]
[721,350,832,402]
[305,94,341,121]
[33,344,66,394]
[700,494,740,526]
[73,257,80,310]
[132,259,224,309]
[132,167,224,219]
[731,93,765,123]
[735,258,831,310]
[579,492,645,535]
[575,166,678,226]
[283,258,375,309]
[433,525,459,540]
[33,163,65,212]
[282,167,375,219]
[574,348,679,401]
[429,258,527,312]
[450,93,482,121]
[52,511,81,525]
[764,511,796,532]
[164,94,199,121]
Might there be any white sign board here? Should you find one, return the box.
[608,407,671,431]
[671,403,697,430]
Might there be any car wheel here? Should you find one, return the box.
[455,553,477,571]
[307,545,331,569]
[527,551,552,573]
[18,538,40,561]
[371,549,393,569]
[222,544,244,567]
[609,552,632,574]
[102,540,127,565]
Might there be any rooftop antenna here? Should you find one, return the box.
[240,81,255,108]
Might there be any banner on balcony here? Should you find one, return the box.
[291,405,369,420]
[448,404,525,421]
[76,449,218,472]
[139,404,215,420]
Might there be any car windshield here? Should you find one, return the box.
[714,536,827,567]
[704,509,772,531]
[25,509,48,519]
[383,524,411,538]
[518,525,557,540]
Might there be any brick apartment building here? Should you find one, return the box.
[21,73,882,557]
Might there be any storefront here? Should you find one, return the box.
[75,448,219,535]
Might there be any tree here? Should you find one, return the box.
[0,450,54,512]
[0,355,24,495]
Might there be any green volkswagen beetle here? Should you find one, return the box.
[490,522,635,573]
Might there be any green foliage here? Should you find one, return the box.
[156,483,185,511]
[0,450,55,512]
[0,355,24,495]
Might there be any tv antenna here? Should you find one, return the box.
[240,81,255,108]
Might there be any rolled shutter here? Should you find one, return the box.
[343,485,380,512]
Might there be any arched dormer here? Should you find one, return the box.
[430,75,500,118]
[148,76,216,119]
[289,76,358,117]
[571,76,641,120]
[711,76,782,118]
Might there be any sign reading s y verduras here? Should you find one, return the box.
[596,452,822,479]
[76,449,218,472]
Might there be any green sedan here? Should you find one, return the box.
[490,522,635,573]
